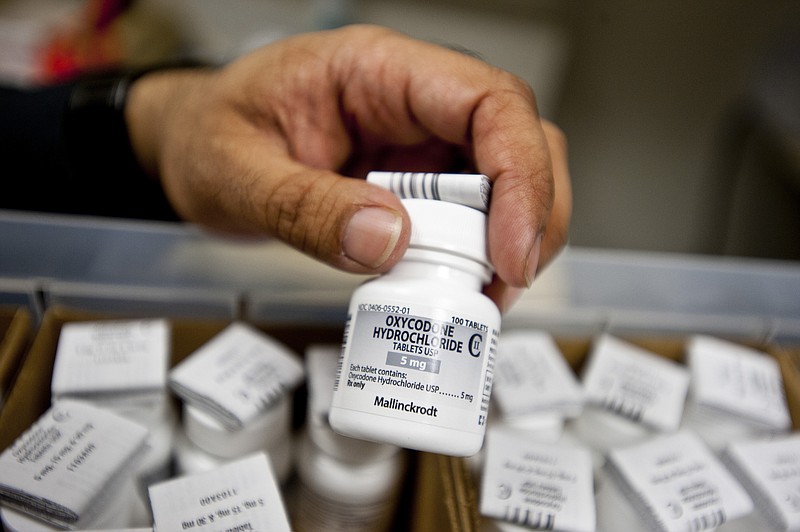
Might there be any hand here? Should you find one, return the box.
[125,24,572,313]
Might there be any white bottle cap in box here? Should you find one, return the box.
[134,401,177,488]
[295,435,405,506]
[173,429,293,485]
[183,398,290,459]
[307,414,400,464]
[305,345,399,464]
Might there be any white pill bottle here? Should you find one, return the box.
[330,198,501,456]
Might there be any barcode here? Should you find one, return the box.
[333,314,352,392]
[504,506,555,530]
[603,395,644,422]
[689,508,726,531]
[481,330,498,412]
[388,172,442,201]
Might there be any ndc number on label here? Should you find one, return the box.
[358,303,411,314]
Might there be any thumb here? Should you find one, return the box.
[255,166,411,274]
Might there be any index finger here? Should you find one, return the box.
[336,27,553,289]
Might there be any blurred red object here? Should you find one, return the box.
[38,0,133,83]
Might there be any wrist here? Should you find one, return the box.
[66,71,147,177]
[65,62,210,180]
[60,63,209,220]
[125,68,213,177]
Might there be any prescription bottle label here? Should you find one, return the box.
[334,307,499,432]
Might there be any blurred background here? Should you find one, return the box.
[1,0,798,262]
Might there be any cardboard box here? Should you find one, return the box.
[0,306,452,531]
[0,305,343,450]
[773,344,800,429]
[0,306,32,414]
[409,335,799,532]
[2,307,798,532]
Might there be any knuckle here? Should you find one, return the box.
[542,120,568,155]
[264,170,341,256]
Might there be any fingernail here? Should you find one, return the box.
[343,207,403,269]
[524,233,543,287]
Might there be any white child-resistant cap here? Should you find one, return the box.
[368,171,491,212]
[402,198,490,270]
[183,398,290,458]
[308,412,400,464]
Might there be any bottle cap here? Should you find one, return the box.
[296,436,406,506]
[173,429,293,485]
[134,402,177,482]
[367,172,491,212]
[173,429,225,476]
[183,398,290,459]
[402,198,490,269]
[308,411,400,464]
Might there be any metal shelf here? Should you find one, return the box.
[2,210,799,342]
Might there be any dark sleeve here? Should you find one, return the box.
[0,80,179,222]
